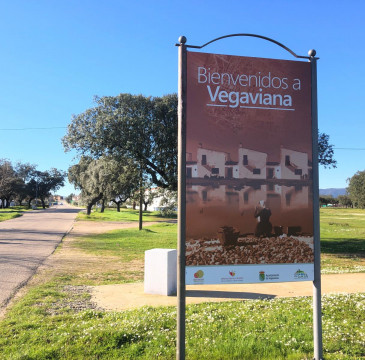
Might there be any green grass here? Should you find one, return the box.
[76,208,365,274]
[0,206,31,222]
[0,280,363,359]
[72,223,177,262]
[77,208,176,222]
[320,208,365,274]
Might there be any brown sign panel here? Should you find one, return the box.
[185,51,314,284]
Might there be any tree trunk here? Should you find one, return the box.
[144,202,148,211]
[100,199,105,213]
[139,194,143,230]
[116,202,121,212]
[41,198,46,209]
[87,203,93,215]
[86,193,103,215]
[28,198,33,209]
[133,201,136,210]
[139,171,143,231]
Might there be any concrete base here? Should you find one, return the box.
[144,249,177,296]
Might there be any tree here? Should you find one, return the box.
[68,156,139,215]
[32,169,66,209]
[14,162,37,206]
[347,171,365,208]
[319,195,334,207]
[157,188,177,217]
[103,156,139,212]
[63,93,178,190]
[68,157,104,215]
[338,195,352,208]
[65,193,74,204]
[141,186,159,211]
[318,132,337,168]
[0,159,20,208]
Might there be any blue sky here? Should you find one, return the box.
[0,0,364,195]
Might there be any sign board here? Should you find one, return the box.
[185,51,314,284]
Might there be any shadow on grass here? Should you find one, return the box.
[186,289,276,300]
[143,229,157,233]
[321,238,365,254]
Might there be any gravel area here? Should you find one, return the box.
[186,235,314,266]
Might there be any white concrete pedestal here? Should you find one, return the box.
[144,249,177,296]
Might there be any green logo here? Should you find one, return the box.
[259,271,265,281]
[294,269,308,279]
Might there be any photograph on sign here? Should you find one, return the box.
[185,51,314,284]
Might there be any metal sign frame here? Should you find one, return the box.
[176,34,323,360]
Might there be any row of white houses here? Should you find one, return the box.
[186,144,311,180]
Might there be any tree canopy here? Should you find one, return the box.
[318,132,336,168]
[0,159,65,208]
[68,156,139,214]
[347,170,365,208]
[63,93,177,190]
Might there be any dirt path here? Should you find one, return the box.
[91,273,365,311]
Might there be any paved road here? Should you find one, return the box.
[0,205,81,308]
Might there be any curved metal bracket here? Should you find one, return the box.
[176,33,317,60]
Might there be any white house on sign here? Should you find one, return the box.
[186,145,310,181]
[237,144,267,180]
[280,148,309,180]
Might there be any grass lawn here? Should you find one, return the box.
[77,207,176,223]
[0,280,363,359]
[0,210,364,359]
[320,208,365,274]
[72,223,177,262]
[76,208,365,274]
[0,206,31,222]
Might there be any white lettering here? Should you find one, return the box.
[207,85,220,101]
[198,67,207,83]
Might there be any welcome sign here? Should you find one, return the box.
[185,51,314,284]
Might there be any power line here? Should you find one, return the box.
[334,148,365,151]
[0,127,364,152]
[0,126,67,131]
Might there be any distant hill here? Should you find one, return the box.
[319,188,347,198]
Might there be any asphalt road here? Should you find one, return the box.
[0,205,81,308]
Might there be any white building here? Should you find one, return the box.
[237,145,267,179]
[195,146,237,179]
[266,162,282,179]
[280,148,309,180]
[186,152,198,179]
[187,145,311,181]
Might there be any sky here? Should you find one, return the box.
[0,0,364,195]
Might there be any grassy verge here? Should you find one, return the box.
[0,206,31,222]
[320,208,365,274]
[72,223,177,262]
[77,208,176,222]
[0,280,363,359]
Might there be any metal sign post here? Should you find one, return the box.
[177,35,187,360]
[309,50,323,360]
